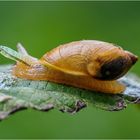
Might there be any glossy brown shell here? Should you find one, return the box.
[42,40,123,74]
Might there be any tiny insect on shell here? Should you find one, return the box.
[11,40,139,94]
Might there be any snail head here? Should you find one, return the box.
[87,47,138,80]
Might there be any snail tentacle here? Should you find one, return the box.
[17,43,29,55]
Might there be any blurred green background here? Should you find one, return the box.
[0,1,140,139]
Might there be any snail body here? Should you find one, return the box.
[12,40,138,94]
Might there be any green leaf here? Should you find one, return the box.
[0,65,140,120]
[0,45,140,120]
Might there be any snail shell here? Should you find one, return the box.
[12,40,138,94]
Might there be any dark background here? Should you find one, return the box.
[0,1,140,138]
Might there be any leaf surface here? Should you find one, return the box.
[0,65,140,120]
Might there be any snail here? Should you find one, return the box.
[0,40,138,94]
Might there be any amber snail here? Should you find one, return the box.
[0,40,138,94]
